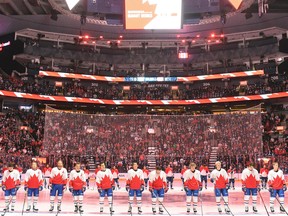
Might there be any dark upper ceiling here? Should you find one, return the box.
[0,0,288,39]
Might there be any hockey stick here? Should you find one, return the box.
[258,191,270,216]
[275,196,288,215]
[151,190,172,216]
[220,194,234,216]
[21,191,27,216]
[198,191,204,216]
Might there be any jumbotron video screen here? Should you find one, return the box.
[124,0,182,30]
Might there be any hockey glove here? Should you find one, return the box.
[16,185,20,191]
[149,187,153,193]
[268,186,273,193]
[141,185,145,192]
[257,185,261,192]
[210,178,215,184]
[283,184,287,191]
[112,185,116,191]
[164,187,169,193]
[39,186,43,191]
[125,185,130,192]
[242,185,246,192]
[2,186,6,191]
[199,186,203,191]
[82,187,86,192]
[98,188,103,194]
[63,185,67,191]
[226,183,230,190]
[184,186,189,192]
[69,187,73,193]
[24,186,28,191]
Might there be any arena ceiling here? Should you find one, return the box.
[0,0,288,39]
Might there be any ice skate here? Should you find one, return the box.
[245,206,249,213]
[152,208,156,215]
[110,207,114,214]
[57,205,61,212]
[49,206,54,212]
[26,206,31,212]
[218,207,222,213]
[33,206,39,212]
[270,207,275,213]
[79,206,84,213]
[128,206,132,213]
[187,207,191,213]
[159,207,164,214]
[193,207,197,214]
[100,207,104,213]
[253,207,258,213]
[280,206,285,213]
[74,205,79,213]
[138,207,142,214]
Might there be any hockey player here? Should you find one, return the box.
[181,165,188,191]
[241,163,261,213]
[165,164,174,189]
[183,163,202,214]
[96,162,115,214]
[149,166,168,214]
[2,163,20,212]
[210,161,230,213]
[111,165,120,189]
[126,162,145,214]
[49,159,68,212]
[268,162,287,213]
[43,164,52,189]
[227,166,236,190]
[69,162,86,213]
[260,164,269,189]
[83,167,90,189]
[199,164,209,189]
[142,165,150,189]
[24,161,43,212]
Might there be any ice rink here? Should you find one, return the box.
[0,180,287,216]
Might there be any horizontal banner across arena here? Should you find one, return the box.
[39,70,264,83]
[0,90,287,105]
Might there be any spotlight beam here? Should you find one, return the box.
[65,0,80,10]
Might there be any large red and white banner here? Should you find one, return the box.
[0,90,287,105]
[125,0,182,29]
[39,70,264,83]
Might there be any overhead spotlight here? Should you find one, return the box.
[65,0,80,10]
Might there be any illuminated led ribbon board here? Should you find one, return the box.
[0,90,287,105]
[39,70,264,83]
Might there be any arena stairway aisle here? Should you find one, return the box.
[209,147,218,170]
[147,146,157,170]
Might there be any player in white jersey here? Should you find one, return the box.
[241,163,260,213]
[69,162,86,213]
[49,159,68,212]
[96,162,115,214]
[183,163,202,214]
[126,162,145,214]
[24,161,43,212]
[149,166,168,214]
[2,163,20,212]
[210,161,230,213]
[268,162,287,213]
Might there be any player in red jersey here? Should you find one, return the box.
[241,163,260,213]
[199,164,209,189]
[142,165,150,190]
[268,162,287,213]
[49,159,68,212]
[227,166,236,190]
[126,162,145,214]
[111,165,120,189]
[210,161,230,213]
[165,164,174,189]
[69,162,86,213]
[24,161,44,212]
[181,165,188,191]
[43,164,52,189]
[96,162,115,214]
[260,164,269,189]
[183,163,202,214]
[149,166,168,214]
[2,163,20,212]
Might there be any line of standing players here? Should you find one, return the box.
[1,159,287,214]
